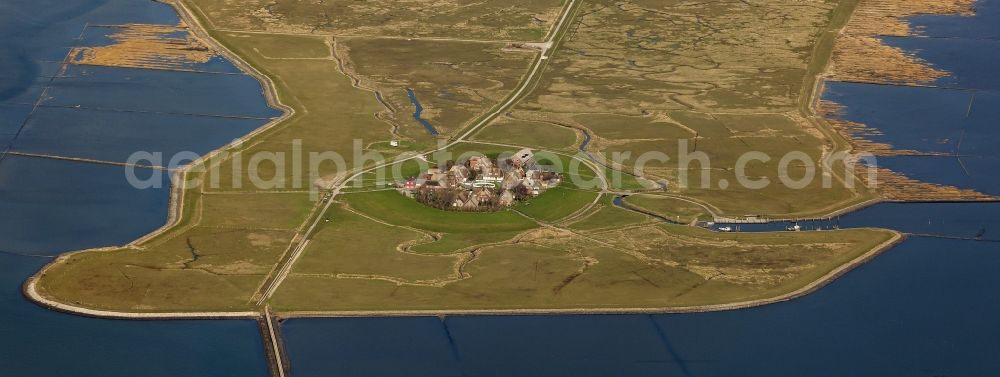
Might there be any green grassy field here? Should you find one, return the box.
[472,118,580,150]
[37,226,295,311]
[566,195,652,231]
[574,113,695,140]
[32,0,899,314]
[199,193,315,230]
[270,226,897,311]
[206,31,395,191]
[588,111,863,216]
[338,38,534,139]
[505,0,877,217]
[186,0,564,40]
[515,186,600,223]
[343,190,537,233]
[623,194,711,223]
[292,205,461,282]
[410,231,526,255]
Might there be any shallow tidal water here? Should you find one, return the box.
[0,0,274,375]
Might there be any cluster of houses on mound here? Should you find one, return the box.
[399,149,561,211]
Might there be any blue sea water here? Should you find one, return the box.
[0,105,33,136]
[0,254,268,377]
[283,317,464,376]
[822,62,1000,194]
[0,155,169,254]
[823,82,970,155]
[0,0,275,375]
[648,237,1000,376]
[884,36,1000,91]
[13,105,265,164]
[819,0,1000,197]
[908,0,1000,39]
[43,65,279,118]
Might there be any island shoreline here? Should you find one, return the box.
[24,230,904,319]
[21,0,918,319]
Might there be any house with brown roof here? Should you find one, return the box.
[399,151,561,211]
[498,190,515,206]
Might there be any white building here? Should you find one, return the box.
[512,148,534,166]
